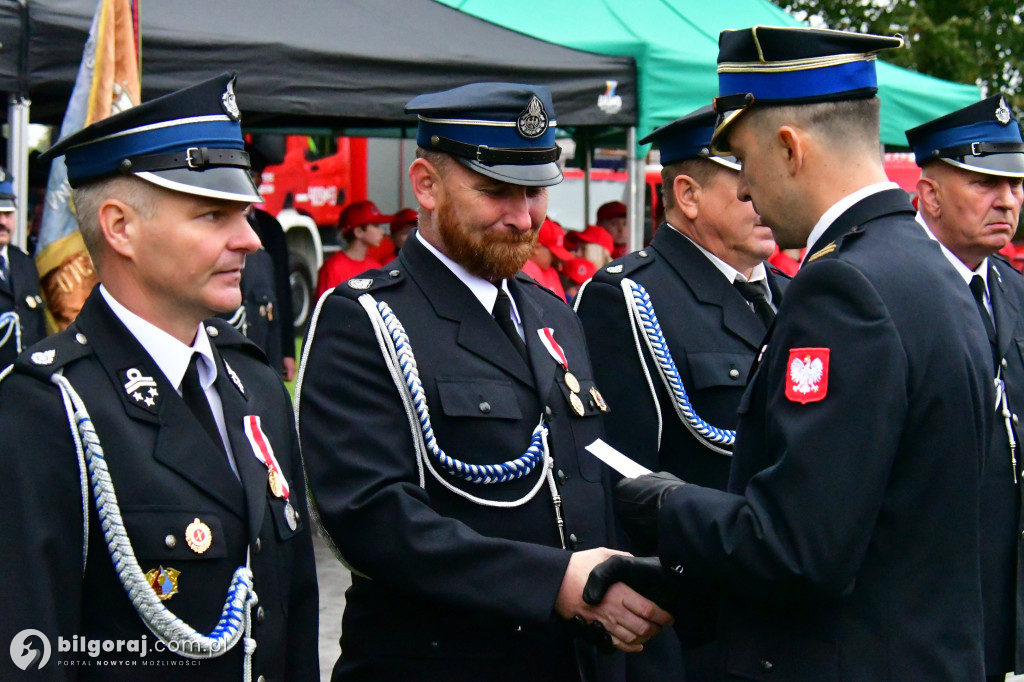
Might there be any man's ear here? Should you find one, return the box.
[97,199,134,258]
[916,175,941,219]
[673,174,700,221]
[410,158,442,211]
[777,125,804,176]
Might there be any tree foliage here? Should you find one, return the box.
[772,1,1023,113]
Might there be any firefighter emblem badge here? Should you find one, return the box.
[996,97,1012,125]
[785,348,829,404]
[221,79,241,121]
[517,96,548,139]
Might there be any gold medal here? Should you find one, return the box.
[268,468,285,498]
[590,386,609,412]
[569,392,586,417]
[145,566,180,601]
[185,518,213,554]
[564,371,581,394]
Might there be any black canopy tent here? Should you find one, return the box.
[3,0,637,129]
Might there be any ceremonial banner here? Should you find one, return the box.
[35,0,140,331]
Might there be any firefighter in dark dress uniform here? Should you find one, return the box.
[616,27,994,681]
[907,95,1024,682]
[297,82,673,682]
[0,168,46,367]
[0,73,319,680]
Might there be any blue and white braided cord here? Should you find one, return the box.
[623,279,735,452]
[376,299,545,484]
[52,373,258,677]
[0,311,21,353]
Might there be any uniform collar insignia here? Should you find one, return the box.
[30,349,56,365]
[224,360,245,396]
[121,367,160,411]
[348,278,373,290]
[995,97,1012,125]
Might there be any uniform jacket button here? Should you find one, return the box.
[729,368,740,379]
[257,606,265,624]
[545,405,553,417]
[256,676,266,682]
[164,534,176,549]
[760,659,773,672]
[479,401,491,414]
[556,469,567,486]
[568,533,579,550]
[254,538,263,553]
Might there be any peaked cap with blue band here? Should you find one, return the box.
[640,105,740,171]
[905,95,1024,178]
[711,26,904,154]
[0,167,15,212]
[405,82,563,187]
[38,73,261,203]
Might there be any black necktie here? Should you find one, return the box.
[493,288,528,362]
[0,253,9,288]
[734,280,776,330]
[181,354,227,456]
[969,275,998,368]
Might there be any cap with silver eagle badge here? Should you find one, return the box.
[38,72,261,203]
[905,95,1024,178]
[711,26,905,154]
[405,82,563,187]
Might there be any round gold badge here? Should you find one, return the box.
[268,468,285,498]
[185,518,213,554]
[569,392,586,417]
[564,371,581,394]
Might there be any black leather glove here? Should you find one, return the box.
[583,555,683,612]
[615,471,686,553]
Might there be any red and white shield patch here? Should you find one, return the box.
[785,348,829,404]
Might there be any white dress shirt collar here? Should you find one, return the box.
[667,222,771,301]
[416,231,523,326]
[804,182,900,257]
[99,284,218,392]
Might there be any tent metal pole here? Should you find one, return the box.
[626,126,642,251]
[581,129,591,229]
[7,94,31,251]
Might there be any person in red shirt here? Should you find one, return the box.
[574,223,615,269]
[367,208,419,264]
[316,200,393,299]
[521,217,572,300]
[597,200,629,258]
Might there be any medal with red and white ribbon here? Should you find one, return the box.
[244,415,299,530]
[538,327,585,416]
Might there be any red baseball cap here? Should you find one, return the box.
[562,257,597,284]
[339,200,394,233]
[538,218,573,262]
[577,224,615,253]
[597,201,627,223]
[390,208,418,233]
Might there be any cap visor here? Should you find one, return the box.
[548,243,573,262]
[0,199,15,211]
[455,157,563,187]
[136,167,263,203]
[710,155,741,172]
[710,109,747,156]
[941,154,1024,179]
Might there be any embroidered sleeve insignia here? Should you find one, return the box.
[785,348,829,404]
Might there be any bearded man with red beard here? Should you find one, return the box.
[297,83,674,682]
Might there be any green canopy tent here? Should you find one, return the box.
[439,0,980,145]
[439,0,982,243]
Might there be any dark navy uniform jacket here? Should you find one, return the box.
[298,234,620,682]
[0,244,46,367]
[0,289,319,681]
[657,189,993,681]
[978,256,1024,677]
[577,224,788,491]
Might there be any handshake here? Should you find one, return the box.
[559,471,688,654]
